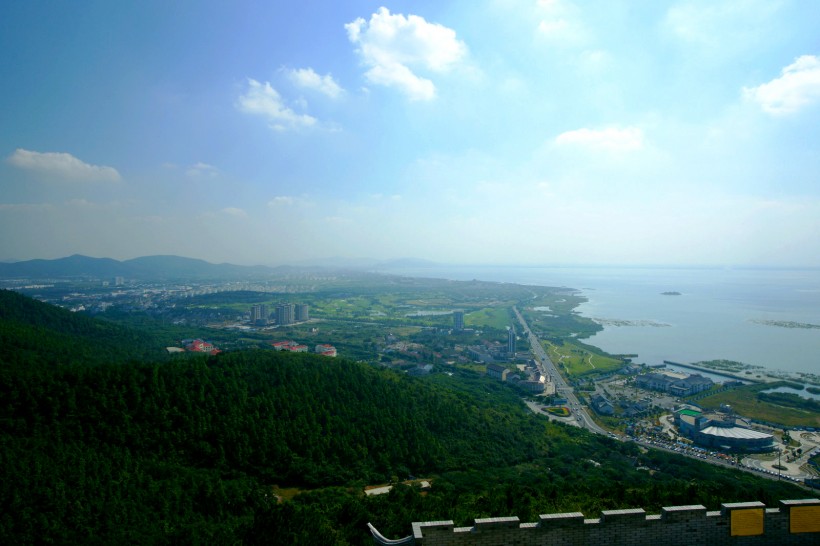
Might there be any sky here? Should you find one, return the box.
[1,0,820,267]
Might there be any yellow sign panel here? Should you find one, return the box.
[790,506,820,534]
[731,509,764,536]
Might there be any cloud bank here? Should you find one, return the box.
[7,149,121,182]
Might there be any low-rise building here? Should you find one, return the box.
[184,339,220,355]
[315,344,337,357]
[486,363,509,381]
[623,399,652,417]
[518,380,546,393]
[668,374,714,396]
[636,372,714,396]
[591,394,614,415]
[675,409,773,452]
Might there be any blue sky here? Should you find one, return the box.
[2,0,819,266]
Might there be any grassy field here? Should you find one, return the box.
[694,383,820,428]
[544,340,623,377]
[466,307,514,330]
[454,362,491,374]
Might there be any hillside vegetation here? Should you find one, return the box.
[0,289,161,367]
[0,291,808,544]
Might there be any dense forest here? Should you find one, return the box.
[0,290,808,544]
[0,290,160,367]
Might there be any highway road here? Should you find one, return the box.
[514,306,608,436]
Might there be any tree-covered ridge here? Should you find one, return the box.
[1,351,547,487]
[0,291,809,544]
[0,289,161,367]
[2,350,808,543]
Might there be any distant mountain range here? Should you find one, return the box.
[0,254,284,280]
[0,254,443,280]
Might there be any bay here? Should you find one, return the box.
[381,265,820,376]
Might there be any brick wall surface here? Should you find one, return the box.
[371,499,820,546]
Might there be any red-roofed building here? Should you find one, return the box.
[315,344,337,357]
[185,339,220,355]
[270,340,296,351]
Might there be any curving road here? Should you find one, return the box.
[514,306,608,436]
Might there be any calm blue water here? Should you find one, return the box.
[383,265,820,376]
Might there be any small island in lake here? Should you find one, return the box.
[661,291,681,296]
[751,319,820,330]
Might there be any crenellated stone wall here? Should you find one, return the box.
[370,498,820,545]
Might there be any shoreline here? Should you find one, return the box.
[388,266,820,380]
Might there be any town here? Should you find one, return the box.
[3,268,818,489]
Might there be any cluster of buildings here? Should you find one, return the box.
[466,325,518,364]
[589,370,714,420]
[270,340,337,357]
[249,302,309,326]
[486,363,546,393]
[590,394,652,417]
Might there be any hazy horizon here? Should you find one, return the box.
[2,2,820,267]
[4,252,820,272]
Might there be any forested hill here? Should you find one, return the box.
[0,289,160,367]
[2,353,808,543]
[0,291,808,544]
[0,347,542,542]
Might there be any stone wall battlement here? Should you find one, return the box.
[369,498,820,545]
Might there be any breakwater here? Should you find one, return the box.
[662,360,761,383]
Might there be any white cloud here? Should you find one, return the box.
[268,196,296,207]
[534,0,587,45]
[221,207,247,218]
[743,55,820,115]
[363,62,436,101]
[236,78,317,131]
[346,7,467,101]
[554,126,644,152]
[6,148,121,182]
[287,68,344,99]
[664,1,777,45]
[186,162,220,178]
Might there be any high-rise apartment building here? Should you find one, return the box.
[276,303,294,326]
[295,304,309,322]
[453,310,464,331]
[250,304,269,325]
[507,325,516,356]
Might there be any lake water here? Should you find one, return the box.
[382,265,820,376]
[762,386,820,401]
